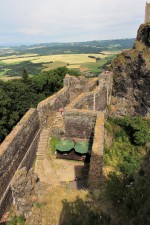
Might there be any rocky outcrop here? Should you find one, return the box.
[11,167,43,218]
[110,23,150,117]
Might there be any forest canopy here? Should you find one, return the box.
[0,67,79,143]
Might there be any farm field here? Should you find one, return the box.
[0,52,117,79]
[0,53,111,64]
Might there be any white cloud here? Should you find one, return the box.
[0,0,146,44]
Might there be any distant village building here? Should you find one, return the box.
[145,1,150,23]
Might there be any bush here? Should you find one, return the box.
[113,116,149,145]
[104,116,148,175]
[6,215,26,225]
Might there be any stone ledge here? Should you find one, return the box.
[0,108,38,156]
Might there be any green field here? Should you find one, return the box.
[0,53,117,79]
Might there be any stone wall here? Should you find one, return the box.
[37,87,70,127]
[88,112,104,189]
[64,110,97,139]
[73,92,94,110]
[0,108,40,216]
[64,74,98,102]
[37,75,99,127]
[65,73,112,112]
[98,72,113,105]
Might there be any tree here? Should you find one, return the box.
[22,69,28,82]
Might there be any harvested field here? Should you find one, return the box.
[1,53,108,64]
[43,61,67,71]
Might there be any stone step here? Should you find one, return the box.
[36,151,45,154]
[41,132,49,134]
[41,132,49,135]
[38,143,47,149]
[38,144,48,147]
[37,150,45,153]
[38,145,47,147]
[38,142,48,144]
[40,136,49,139]
[40,134,49,136]
[40,136,49,138]
[36,153,45,156]
[37,148,46,151]
[36,156,45,160]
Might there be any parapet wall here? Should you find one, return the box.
[37,75,99,127]
[64,75,98,102]
[70,86,107,111]
[65,72,112,112]
[37,87,70,127]
[99,72,113,106]
[0,108,40,216]
[88,112,104,188]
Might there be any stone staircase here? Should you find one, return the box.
[50,112,64,138]
[36,128,50,160]
[35,112,65,184]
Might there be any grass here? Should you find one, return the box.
[104,117,148,175]
[50,137,60,154]
[26,186,87,225]
[43,61,67,71]
[0,53,38,60]
[0,76,21,81]
[67,64,81,69]
[0,52,117,79]
[81,55,116,74]
[0,71,6,77]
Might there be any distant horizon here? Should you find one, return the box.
[0,37,135,47]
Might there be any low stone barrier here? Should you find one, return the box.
[0,108,40,217]
[37,87,70,126]
[0,128,40,218]
[88,112,104,188]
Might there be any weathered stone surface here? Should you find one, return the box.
[11,167,39,218]
[88,113,104,189]
[37,87,70,127]
[0,109,40,199]
[64,111,97,139]
[145,2,150,24]
[111,23,150,117]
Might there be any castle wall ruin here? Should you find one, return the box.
[0,72,113,217]
[145,2,150,23]
[37,87,70,127]
[88,112,104,188]
[0,109,40,217]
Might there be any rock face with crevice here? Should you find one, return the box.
[110,23,150,117]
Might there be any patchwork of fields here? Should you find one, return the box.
[0,53,108,64]
[0,52,118,79]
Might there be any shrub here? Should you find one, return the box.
[6,215,26,225]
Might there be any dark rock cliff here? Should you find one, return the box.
[110,23,150,117]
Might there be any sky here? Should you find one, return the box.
[0,0,146,45]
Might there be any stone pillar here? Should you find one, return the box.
[88,112,104,189]
[145,2,150,23]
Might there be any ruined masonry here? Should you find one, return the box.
[0,71,113,217]
[145,2,150,23]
